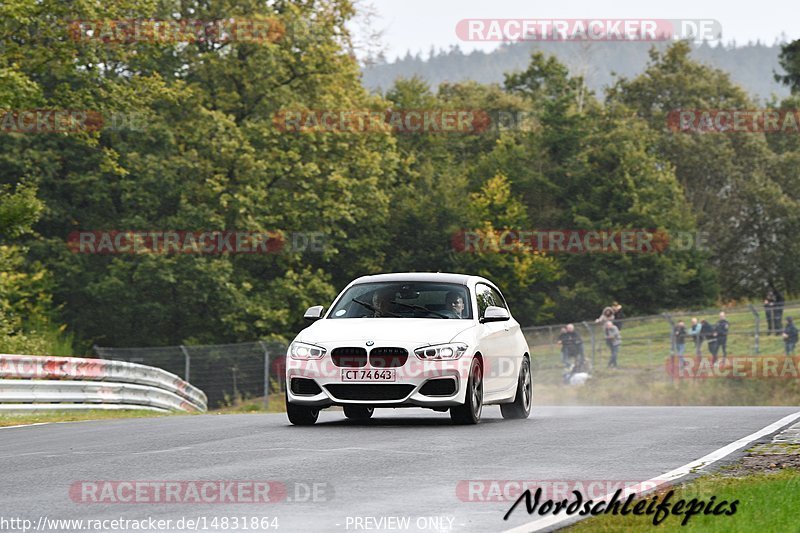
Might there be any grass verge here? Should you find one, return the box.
[0,409,173,427]
[563,469,799,532]
[212,393,288,414]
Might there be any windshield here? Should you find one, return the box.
[328,282,472,319]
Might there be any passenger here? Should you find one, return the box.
[370,288,396,317]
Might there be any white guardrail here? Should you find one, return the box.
[0,354,207,413]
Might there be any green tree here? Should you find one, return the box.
[609,42,797,298]
[775,39,800,93]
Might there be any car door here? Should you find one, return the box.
[484,285,522,392]
[474,283,514,395]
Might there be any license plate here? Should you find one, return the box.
[341,368,396,382]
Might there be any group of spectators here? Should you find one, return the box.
[672,313,729,366]
[557,296,799,381]
[558,303,624,374]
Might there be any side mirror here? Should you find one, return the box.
[480,305,510,323]
[303,305,325,321]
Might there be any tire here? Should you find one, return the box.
[501,357,532,420]
[343,406,374,420]
[285,390,319,426]
[450,358,483,425]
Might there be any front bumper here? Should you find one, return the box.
[286,354,474,408]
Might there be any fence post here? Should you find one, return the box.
[581,321,595,367]
[748,305,760,355]
[179,345,190,382]
[663,314,675,384]
[259,341,270,411]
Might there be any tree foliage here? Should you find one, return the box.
[0,3,798,351]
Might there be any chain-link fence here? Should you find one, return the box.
[91,301,800,407]
[523,300,800,379]
[94,341,287,409]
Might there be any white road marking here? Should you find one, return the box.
[0,422,50,430]
[503,410,800,533]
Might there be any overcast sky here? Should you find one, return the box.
[362,0,799,61]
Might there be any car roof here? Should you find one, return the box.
[349,272,482,286]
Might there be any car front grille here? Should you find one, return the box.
[369,347,408,368]
[331,347,368,367]
[325,384,414,401]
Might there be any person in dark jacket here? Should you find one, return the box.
[559,324,585,369]
[612,302,625,330]
[700,319,719,363]
[716,312,730,361]
[764,290,776,335]
[773,288,785,335]
[557,326,569,368]
[783,317,798,356]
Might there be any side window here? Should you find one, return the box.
[489,287,508,310]
[475,284,494,318]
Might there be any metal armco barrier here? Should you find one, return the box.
[0,354,207,413]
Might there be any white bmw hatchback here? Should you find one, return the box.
[285,272,532,425]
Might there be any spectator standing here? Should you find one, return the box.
[716,312,730,361]
[595,306,614,325]
[705,320,720,364]
[699,319,715,362]
[612,302,625,330]
[604,320,621,368]
[674,320,687,367]
[783,317,798,356]
[557,326,568,368]
[764,290,776,335]
[560,324,585,369]
[773,288,785,335]
[689,317,703,359]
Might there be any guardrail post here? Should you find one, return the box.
[179,345,191,382]
[259,341,270,411]
[748,305,760,355]
[581,321,595,367]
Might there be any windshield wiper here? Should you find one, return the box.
[351,298,400,317]
[390,300,450,319]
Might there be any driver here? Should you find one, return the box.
[445,291,465,318]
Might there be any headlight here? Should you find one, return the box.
[289,341,326,360]
[414,343,468,360]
